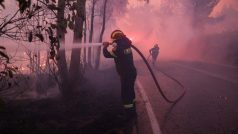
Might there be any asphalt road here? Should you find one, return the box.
[135,60,238,134]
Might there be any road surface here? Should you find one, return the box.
[135,60,238,134]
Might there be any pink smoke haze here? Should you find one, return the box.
[112,0,238,64]
[1,0,238,65]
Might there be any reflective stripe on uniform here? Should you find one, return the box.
[112,42,117,47]
[110,51,117,57]
[124,48,132,55]
[124,103,134,108]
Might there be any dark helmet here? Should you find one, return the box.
[111,30,124,40]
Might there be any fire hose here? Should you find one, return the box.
[131,45,186,103]
[47,42,185,103]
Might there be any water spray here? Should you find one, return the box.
[68,43,186,103]
[25,42,185,103]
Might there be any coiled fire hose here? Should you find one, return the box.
[131,44,186,103]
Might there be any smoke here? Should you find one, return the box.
[210,0,238,17]
[110,0,238,65]
[113,0,195,59]
[198,0,238,64]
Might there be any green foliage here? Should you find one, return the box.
[0,0,61,95]
[68,21,74,30]
[50,23,57,29]
[0,46,9,63]
[0,46,6,49]
[0,0,5,9]
[35,33,44,42]
[17,0,31,13]
[47,4,59,10]
[0,46,18,90]
[28,32,33,42]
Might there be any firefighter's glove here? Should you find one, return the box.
[103,42,110,48]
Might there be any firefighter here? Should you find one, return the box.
[103,30,137,121]
[149,44,159,65]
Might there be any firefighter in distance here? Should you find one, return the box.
[149,44,160,65]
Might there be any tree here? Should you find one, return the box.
[85,0,129,69]
[55,0,70,95]
[94,0,108,70]
[0,46,17,92]
[49,0,87,94]
[0,0,72,97]
[69,0,86,89]
[87,0,97,68]
[0,0,52,97]
[190,0,220,27]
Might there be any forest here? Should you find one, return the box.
[0,0,237,133]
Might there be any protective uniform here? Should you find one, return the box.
[103,30,137,119]
[149,44,159,65]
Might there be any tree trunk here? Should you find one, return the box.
[69,0,86,88]
[56,0,70,95]
[83,18,87,65]
[95,0,108,70]
[88,0,96,68]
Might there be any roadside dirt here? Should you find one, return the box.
[0,67,134,134]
